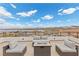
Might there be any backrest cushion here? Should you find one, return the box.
[64,39,76,50]
[9,40,17,49]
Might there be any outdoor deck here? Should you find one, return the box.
[0,36,78,56]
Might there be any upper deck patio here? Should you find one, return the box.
[0,36,78,56]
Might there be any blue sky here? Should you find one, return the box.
[0,3,79,29]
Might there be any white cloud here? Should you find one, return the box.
[16,12,27,17]
[0,18,6,24]
[16,9,37,17]
[58,7,79,15]
[62,8,76,14]
[36,24,54,28]
[41,15,54,20]
[37,24,45,28]
[26,23,33,27]
[10,3,16,9]
[33,19,40,23]
[0,23,29,29]
[16,18,20,21]
[0,6,14,18]
[58,9,63,12]
[75,6,79,10]
[0,18,31,29]
[2,22,34,29]
[58,13,63,15]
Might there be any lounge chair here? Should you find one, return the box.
[3,42,26,56]
[55,39,77,56]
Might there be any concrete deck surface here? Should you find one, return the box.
[0,36,75,56]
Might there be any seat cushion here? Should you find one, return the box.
[64,39,76,50]
[6,45,26,53]
[56,44,76,52]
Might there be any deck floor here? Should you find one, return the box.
[0,37,64,56]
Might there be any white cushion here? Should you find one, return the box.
[64,39,76,50]
[56,44,76,52]
[33,36,40,40]
[9,41,17,49]
[6,45,26,53]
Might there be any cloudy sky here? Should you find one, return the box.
[0,3,79,29]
